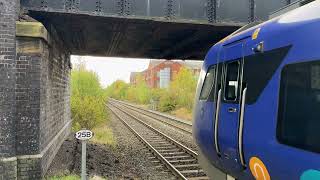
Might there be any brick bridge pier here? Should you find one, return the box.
[0,0,71,179]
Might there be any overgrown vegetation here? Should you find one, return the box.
[48,175,80,180]
[91,125,115,147]
[105,67,198,119]
[48,175,106,180]
[71,63,108,131]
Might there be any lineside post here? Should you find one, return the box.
[75,129,94,180]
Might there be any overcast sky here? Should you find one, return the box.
[71,55,150,87]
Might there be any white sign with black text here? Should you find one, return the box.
[75,130,94,141]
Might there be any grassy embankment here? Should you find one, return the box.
[46,63,114,179]
[49,175,106,180]
[48,175,79,180]
[70,63,115,146]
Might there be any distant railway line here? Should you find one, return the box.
[107,101,208,180]
[109,99,193,135]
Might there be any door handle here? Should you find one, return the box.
[238,87,247,167]
[214,89,222,156]
[228,107,237,113]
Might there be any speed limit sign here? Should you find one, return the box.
[75,130,94,141]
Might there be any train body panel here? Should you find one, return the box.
[193,1,320,179]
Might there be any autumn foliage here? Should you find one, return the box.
[106,67,198,114]
[71,63,107,130]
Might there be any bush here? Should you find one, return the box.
[106,74,151,104]
[105,67,198,116]
[158,92,176,112]
[48,175,80,180]
[170,67,197,110]
[71,63,107,131]
[105,80,129,100]
[71,96,106,130]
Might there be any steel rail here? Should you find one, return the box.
[110,98,192,126]
[107,104,188,180]
[109,101,198,158]
[109,99,193,134]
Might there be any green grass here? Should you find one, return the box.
[48,175,80,180]
[91,124,116,147]
[48,175,107,180]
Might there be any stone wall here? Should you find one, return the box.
[15,21,72,179]
[0,0,19,179]
[0,16,72,179]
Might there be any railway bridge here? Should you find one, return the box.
[0,0,292,179]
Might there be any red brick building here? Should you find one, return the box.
[145,60,182,88]
[130,60,202,88]
[130,72,139,85]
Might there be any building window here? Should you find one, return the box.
[199,66,215,100]
[277,60,320,153]
[224,61,240,101]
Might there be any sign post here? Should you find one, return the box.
[81,140,87,180]
[75,129,94,180]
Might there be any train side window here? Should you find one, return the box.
[224,61,240,101]
[199,66,216,101]
[277,60,320,153]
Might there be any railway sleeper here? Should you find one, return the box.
[153,145,176,148]
[153,144,177,150]
[160,151,186,156]
[174,164,200,170]
[157,149,181,153]
[180,169,206,177]
[141,133,158,137]
[146,139,166,142]
[145,136,164,139]
[169,159,197,165]
[145,138,164,141]
[155,164,165,169]
[150,160,161,163]
[147,156,157,160]
[187,176,210,180]
[151,142,173,145]
[145,135,162,138]
[164,155,191,159]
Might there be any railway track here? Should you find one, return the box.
[107,101,208,180]
[109,98,193,134]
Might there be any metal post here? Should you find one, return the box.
[81,141,87,180]
[76,129,93,180]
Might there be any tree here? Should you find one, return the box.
[106,74,151,104]
[71,63,107,130]
[105,80,129,100]
[134,74,151,104]
[170,67,197,110]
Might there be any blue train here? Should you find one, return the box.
[193,1,320,180]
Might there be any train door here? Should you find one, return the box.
[215,41,246,175]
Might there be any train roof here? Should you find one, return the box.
[215,0,320,47]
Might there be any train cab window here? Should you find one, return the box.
[199,66,216,100]
[224,61,240,101]
[277,61,320,153]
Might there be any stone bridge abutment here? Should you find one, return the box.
[0,1,72,179]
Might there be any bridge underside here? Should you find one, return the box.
[28,11,239,59]
[22,0,290,59]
